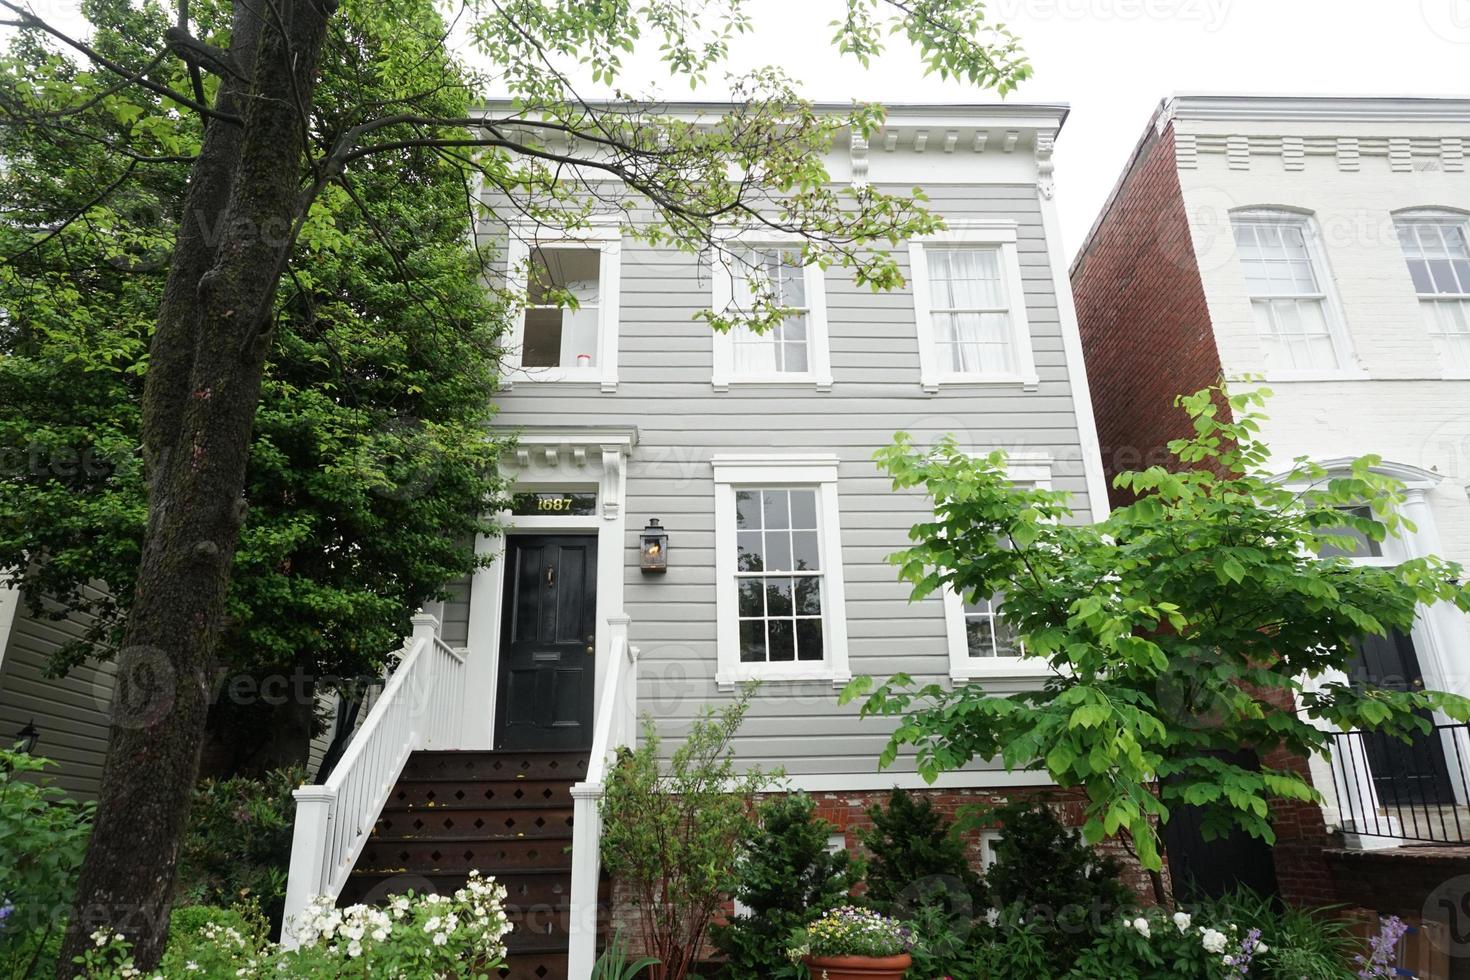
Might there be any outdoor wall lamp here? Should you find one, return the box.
[15,720,38,755]
[640,518,669,573]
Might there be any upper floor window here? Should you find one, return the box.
[1230,212,1353,377]
[1395,212,1470,374]
[909,222,1038,392]
[712,455,850,690]
[505,226,622,391]
[711,247,832,390]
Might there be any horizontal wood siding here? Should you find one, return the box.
[0,588,116,800]
[488,183,1090,775]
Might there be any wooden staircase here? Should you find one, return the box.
[340,749,595,980]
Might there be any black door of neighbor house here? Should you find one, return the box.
[1349,630,1455,806]
[1162,749,1280,901]
[495,535,598,751]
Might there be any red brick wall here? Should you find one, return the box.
[1070,123,1226,510]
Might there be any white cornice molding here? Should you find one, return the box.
[1165,95,1470,126]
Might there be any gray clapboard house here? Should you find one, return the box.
[277,102,1112,979]
[0,101,1109,978]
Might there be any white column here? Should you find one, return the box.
[567,782,605,977]
[461,532,505,750]
[0,580,20,675]
[282,785,338,948]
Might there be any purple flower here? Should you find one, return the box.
[0,900,13,934]
[1356,916,1410,979]
[1223,927,1263,976]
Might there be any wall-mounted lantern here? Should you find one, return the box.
[640,518,669,573]
[15,720,39,755]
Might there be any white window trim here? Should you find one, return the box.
[944,452,1053,682]
[709,248,833,391]
[910,220,1039,393]
[1230,209,1366,383]
[1393,209,1470,380]
[712,454,850,691]
[503,224,622,392]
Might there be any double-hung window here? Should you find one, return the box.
[910,222,1038,392]
[712,455,850,689]
[505,226,622,390]
[1394,212,1470,374]
[711,247,832,390]
[943,454,1051,682]
[1229,212,1353,376]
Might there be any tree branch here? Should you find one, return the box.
[0,0,241,124]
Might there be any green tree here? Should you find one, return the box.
[983,801,1130,972]
[2,0,1031,966]
[846,385,1470,887]
[0,0,508,774]
[859,788,986,915]
[712,791,863,979]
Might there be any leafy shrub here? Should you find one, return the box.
[984,801,1132,971]
[858,788,986,916]
[1064,908,1263,979]
[0,749,93,979]
[711,792,862,979]
[176,767,302,934]
[787,906,913,961]
[1203,889,1358,980]
[600,684,774,980]
[905,900,994,980]
[76,872,510,978]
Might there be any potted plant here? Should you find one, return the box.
[788,906,913,979]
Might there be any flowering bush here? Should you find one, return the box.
[1066,909,1267,979]
[788,906,914,961]
[72,871,511,978]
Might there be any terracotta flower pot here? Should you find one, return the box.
[803,953,913,979]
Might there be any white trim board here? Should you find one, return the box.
[781,770,1055,792]
[0,582,19,675]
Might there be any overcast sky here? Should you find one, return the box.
[563,0,1470,259]
[19,0,1470,258]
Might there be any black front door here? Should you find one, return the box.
[495,535,598,751]
[1350,630,1455,806]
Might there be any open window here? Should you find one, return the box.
[505,227,622,390]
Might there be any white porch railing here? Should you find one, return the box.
[568,616,640,977]
[281,613,466,944]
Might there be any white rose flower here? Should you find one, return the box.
[1172,911,1192,932]
[1131,917,1151,938]
[1201,928,1228,954]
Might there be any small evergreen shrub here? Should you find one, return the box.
[984,800,1131,971]
[858,788,986,916]
[711,792,862,979]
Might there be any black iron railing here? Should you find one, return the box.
[1327,722,1470,844]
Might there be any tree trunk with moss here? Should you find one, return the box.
[57,0,337,970]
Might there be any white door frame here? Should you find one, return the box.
[460,427,637,750]
[0,579,20,676]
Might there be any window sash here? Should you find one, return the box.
[1397,218,1470,298]
[732,487,827,665]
